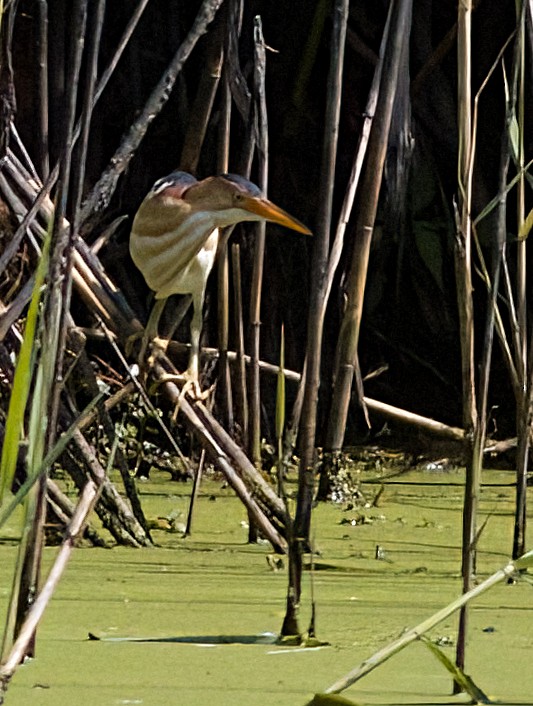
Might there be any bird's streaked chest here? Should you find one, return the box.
[170,228,219,294]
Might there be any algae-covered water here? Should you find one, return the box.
[1,468,532,705]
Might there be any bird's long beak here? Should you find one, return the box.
[242,196,312,235]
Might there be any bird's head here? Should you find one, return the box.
[182,173,312,235]
[133,171,312,242]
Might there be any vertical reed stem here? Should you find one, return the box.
[217,62,234,431]
[512,3,528,560]
[36,0,50,180]
[248,16,268,467]
[455,0,477,684]
[232,244,249,447]
[295,0,349,546]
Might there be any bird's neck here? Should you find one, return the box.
[177,210,219,248]
[177,208,257,248]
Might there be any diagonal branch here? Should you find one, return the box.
[79,0,225,228]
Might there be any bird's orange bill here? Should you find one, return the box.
[242,196,312,235]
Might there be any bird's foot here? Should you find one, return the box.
[156,372,212,401]
[138,336,171,377]
[125,331,169,366]
[151,336,171,352]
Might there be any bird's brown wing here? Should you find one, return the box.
[130,193,219,298]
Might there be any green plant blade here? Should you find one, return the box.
[518,207,533,240]
[0,224,52,505]
[473,156,533,226]
[421,636,491,704]
[0,391,105,529]
[514,548,533,571]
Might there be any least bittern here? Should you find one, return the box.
[130,171,311,388]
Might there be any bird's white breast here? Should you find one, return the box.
[162,228,219,299]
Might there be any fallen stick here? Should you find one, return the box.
[168,340,466,441]
[362,397,464,441]
[46,478,105,547]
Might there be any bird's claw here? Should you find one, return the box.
[154,372,212,401]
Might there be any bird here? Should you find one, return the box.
[130,171,311,390]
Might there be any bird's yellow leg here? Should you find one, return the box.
[165,294,192,342]
[139,298,167,363]
[186,295,203,383]
[156,294,210,399]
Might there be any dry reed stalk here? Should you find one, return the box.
[12,0,89,661]
[325,0,413,454]
[180,12,224,174]
[35,0,49,179]
[225,0,249,127]
[455,27,516,563]
[512,3,529,560]
[184,449,206,537]
[70,0,106,226]
[320,3,392,326]
[363,398,464,440]
[0,0,17,159]
[216,245,234,432]
[216,38,234,432]
[321,551,532,698]
[295,0,349,547]
[247,16,268,468]
[231,244,249,447]
[461,27,515,591]
[454,0,476,684]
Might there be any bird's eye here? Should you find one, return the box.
[234,193,243,203]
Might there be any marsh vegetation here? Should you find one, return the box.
[1,1,533,703]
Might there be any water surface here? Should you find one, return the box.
[1,468,532,705]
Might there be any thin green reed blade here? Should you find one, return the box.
[0,223,52,505]
[421,636,491,704]
[0,390,105,529]
[276,324,286,442]
[518,207,533,240]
